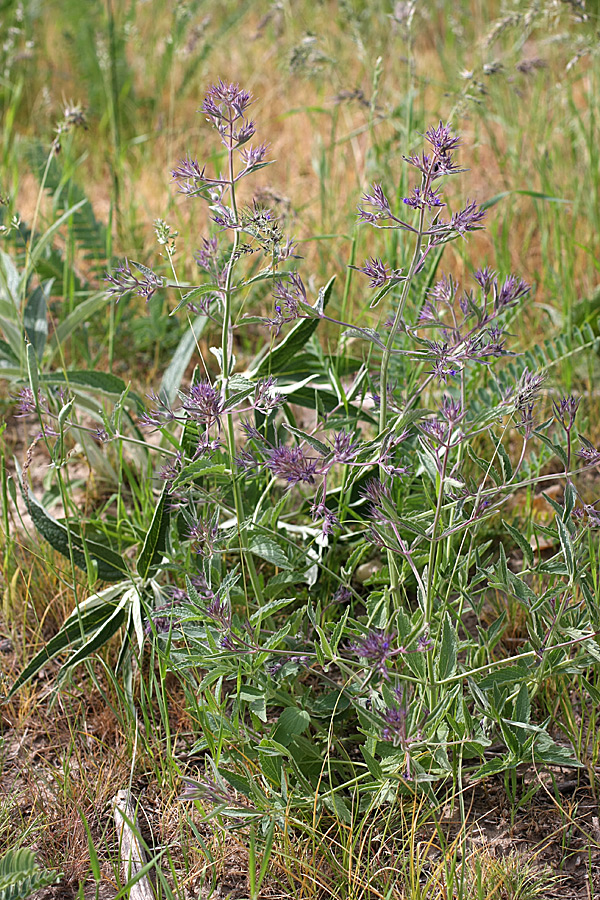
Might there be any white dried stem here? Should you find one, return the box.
[112,790,155,900]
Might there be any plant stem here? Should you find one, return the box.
[222,119,264,606]
[378,197,427,603]
[424,442,450,710]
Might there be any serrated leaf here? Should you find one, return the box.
[342,325,385,348]
[536,430,568,467]
[324,793,353,823]
[563,480,577,519]
[248,536,292,570]
[172,457,226,489]
[366,591,387,629]
[239,685,267,721]
[249,596,296,625]
[330,607,350,654]
[218,769,253,798]
[477,665,530,690]
[416,442,439,486]
[281,422,329,456]
[533,731,582,767]
[502,519,534,566]
[492,435,513,482]
[368,280,395,309]
[473,756,511,779]
[361,746,383,779]
[309,691,351,717]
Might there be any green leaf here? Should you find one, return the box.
[360,747,383,779]
[38,370,145,412]
[492,435,513,482]
[280,423,329,456]
[324,793,353,824]
[437,613,457,680]
[272,707,311,746]
[477,665,530,691]
[563,480,577,519]
[0,848,59,900]
[27,199,89,272]
[137,485,170,580]
[22,483,127,582]
[513,682,531,725]
[555,514,575,580]
[309,691,351,717]
[535,430,568,467]
[0,249,23,309]
[6,598,126,698]
[330,607,350,654]
[239,685,267,722]
[248,536,292,570]
[172,457,227,489]
[48,292,108,359]
[368,280,395,310]
[0,339,18,364]
[249,596,296,625]
[23,282,50,361]
[342,325,386,348]
[502,520,534,566]
[59,597,129,673]
[581,677,600,704]
[481,189,570,211]
[366,591,387,630]
[533,732,582,767]
[219,769,253,798]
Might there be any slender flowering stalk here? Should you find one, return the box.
[212,85,264,605]
[374,130,455,602]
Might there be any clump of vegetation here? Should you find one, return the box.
[1,2,600,897]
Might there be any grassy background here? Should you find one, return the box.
[1,1,600,898]
[3,0,599,379]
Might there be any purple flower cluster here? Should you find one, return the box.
[416,271,531,383]
[577,438,600,467]
[348,629,399,680]
[105,259,165,303]
[352,257,405,289]
[554,394,580,432]
[181,772,252,814]
[141,381,224,434]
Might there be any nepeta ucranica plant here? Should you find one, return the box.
[12,81,600,823]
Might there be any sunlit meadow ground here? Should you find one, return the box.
[1,1,600,898]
